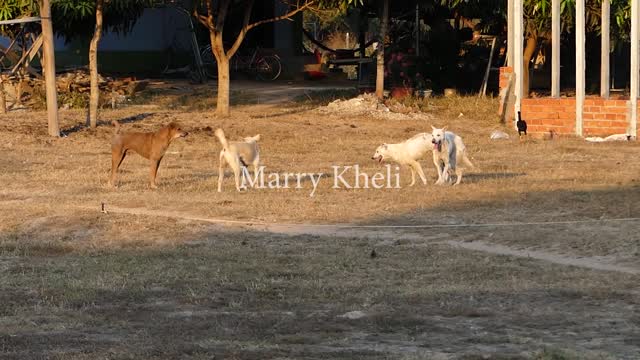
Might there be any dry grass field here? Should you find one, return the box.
[0,85,639,359]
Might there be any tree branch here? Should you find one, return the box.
[244,0,317,33]
[194,0,215,31]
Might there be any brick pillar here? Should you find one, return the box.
[499,67,513,93]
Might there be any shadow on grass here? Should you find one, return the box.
[61,113,156,136]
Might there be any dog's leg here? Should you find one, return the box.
[454,167,463,185]
[231,158,245,191]
[433,153,444,185]
[409,160,427,185]
[439,163,450,186]
[109,149,126,188]
[149,158,162,189]
[217,152,226,192]
[253,156,260,174]
[462,151,475,169]
[408,164,417,186]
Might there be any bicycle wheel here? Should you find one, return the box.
[255,55,281,81]
[200,45,218,79]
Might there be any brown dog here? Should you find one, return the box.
[109,120,188,189]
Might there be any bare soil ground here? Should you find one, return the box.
[0,84,639,359]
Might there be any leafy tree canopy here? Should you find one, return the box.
[0,0,154,40]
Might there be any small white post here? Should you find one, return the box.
[551,0,560,97]
[514,0,523,119]
[576,0,585,136]
[631,0,639,137]
[601,0,610,98]
[507,0,514,66]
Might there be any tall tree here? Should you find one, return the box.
[194,0,360,117]
[0,0,152,130]
[52,0,152,129]
[88,0,104,129]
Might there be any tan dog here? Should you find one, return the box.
[215,128,261,192]
[109,121,188,189]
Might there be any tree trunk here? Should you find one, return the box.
[0,75,6,114]
[523,34,537,98]
[376,0,389,99]
[216,54,230,117]
[88,0,104,129]
[39,0,59,137]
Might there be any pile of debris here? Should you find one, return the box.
[0,69,148,110]
[55,71,148,96]
[317,93,430,120]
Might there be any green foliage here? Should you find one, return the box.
[443,0,633,48]
[52,0,155,41]
[0,0,154,40]
[0,0,37,37]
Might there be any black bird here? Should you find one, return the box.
[516,111,527,138]
[370,249,377,259]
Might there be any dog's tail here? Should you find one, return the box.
[462,151,478,170]
[112,120,121,134]
[214,128,228,149]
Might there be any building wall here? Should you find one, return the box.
[499,67,638,138]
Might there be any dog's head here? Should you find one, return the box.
[243,134,261,143]
[431,125,446,151]
[168,122,188,139]
[372,144,389,163]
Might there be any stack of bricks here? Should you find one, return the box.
[498,66,636,137]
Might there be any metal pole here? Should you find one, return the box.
[601,0,610,98]
[630,0,639,137]
[551,0,560,97]
[576,0,585,136]
[514,0,523,121]
[507,0,514,66]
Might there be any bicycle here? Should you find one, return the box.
[200,45,282,81]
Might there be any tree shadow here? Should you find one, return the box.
[61,113,156,136]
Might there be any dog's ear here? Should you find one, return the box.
[431,125,436,131]
[442,126,447,132]
[383,144,388,149]
[254,134,261,141]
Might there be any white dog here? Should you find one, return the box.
[372,132,434,186]
[215,128,261,192]
[430,126,474,185]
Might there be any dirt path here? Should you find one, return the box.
[88,205,640,275]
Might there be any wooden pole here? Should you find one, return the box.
[513,0,523,123]
[0,75,6,114]
[576,0,585,136]
[375,0,388,99]
[39,0,59,137]
[507,0,514,66]
[551,0,560,97]
[601,0,610,99]
[631,0,639,137]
